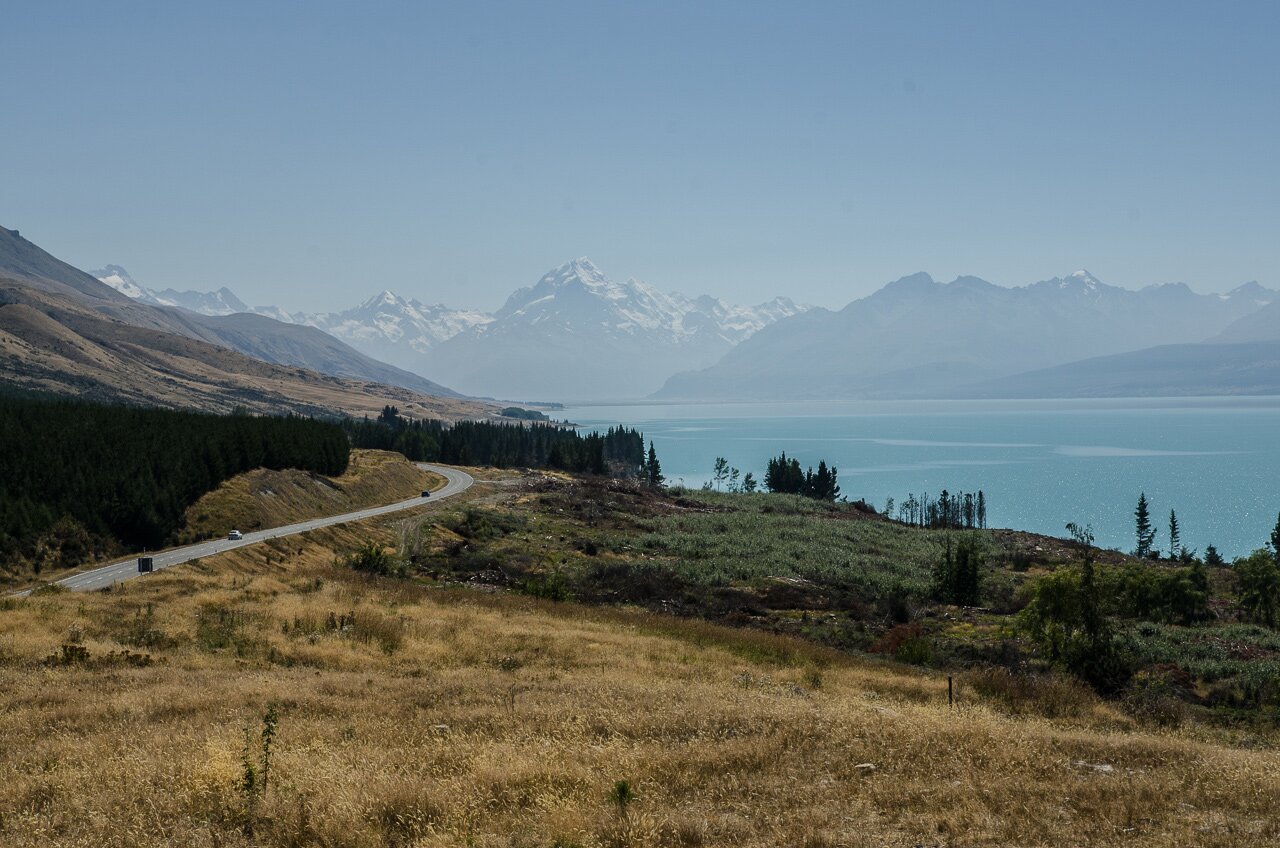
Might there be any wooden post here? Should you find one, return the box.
[948,675,954,707]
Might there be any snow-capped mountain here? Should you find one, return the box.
[92,265,250,315]
[90,266,489,375]
[429,258,810,400]
[302,291,493,375]
[93,258,807,401]
[489,258,801,346]
[94,264,150,300]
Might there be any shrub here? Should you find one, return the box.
[443,507,524,542]
[518,569,571,601]
[343,543,406,577]
[1017,535,1132,694]
[1234,550,1280,627]
[1106,563,1210,625]
[608,779,637,818]
[1123,668,1192,726]
[871,623,933,665]
[121,603,179,650]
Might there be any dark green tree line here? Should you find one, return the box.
[0,394,349,567]
[343,408,646,476]
[933,534,984,606]
[763,453,841,501]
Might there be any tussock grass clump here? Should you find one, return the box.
[965,666,1101,719]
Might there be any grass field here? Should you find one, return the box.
[5,471,1280,846]
[3,499,1280,847]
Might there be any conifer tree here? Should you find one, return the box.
[1272,512,1280,566]
[1168,510,1181,561]
[1134,493,1156,558]
[645,442,663,487]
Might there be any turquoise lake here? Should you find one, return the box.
[564,397,1280,560]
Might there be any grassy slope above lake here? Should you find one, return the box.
[413,476,1280,725]
[2,492,1277,847]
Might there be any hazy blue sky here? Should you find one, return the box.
[3,1,1278,312]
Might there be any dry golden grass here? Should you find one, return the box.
[1,498,1278,847]
[176,449,445,543]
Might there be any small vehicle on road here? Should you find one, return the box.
[421,490,431,498]
[228,530,243,541]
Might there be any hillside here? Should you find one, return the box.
[159,310,461,398]
[1213,299,1280,343]
[2,479,1277,846]
[0,281,491,419]
[0,227,465,399]
[959,341,1280,398]
[174,449,444,544]
[656,271,1276,400]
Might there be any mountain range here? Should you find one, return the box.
[96,257,808,401]
[88,250,1280,402]
[1,227,485,418]
[656,270,1279,400]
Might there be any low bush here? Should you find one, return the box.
[343,543,406,577]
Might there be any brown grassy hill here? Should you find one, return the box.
[0,226,465,400]
[1,489,1276,847]
[0,281,493,419]
[174,449,445,543]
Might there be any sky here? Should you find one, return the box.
[3,0,1279,313]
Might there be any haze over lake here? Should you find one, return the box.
[566,397,1280,559]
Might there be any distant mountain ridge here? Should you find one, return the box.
[960,341,1280,398]
[94,265,251,315]
[656,269,1278,400]
[0,227,475,413]
[94,257,808,400]
[1212,299,1280,343]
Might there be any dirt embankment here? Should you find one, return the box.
[174,449,444,544]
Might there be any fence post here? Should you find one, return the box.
[948,675,954,707]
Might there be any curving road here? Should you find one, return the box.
[15,464,473,596]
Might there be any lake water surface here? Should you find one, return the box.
[564,397,1280,560]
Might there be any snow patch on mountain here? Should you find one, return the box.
[308,291,494,355]
[93,265,149,300]
[485,258,808,346]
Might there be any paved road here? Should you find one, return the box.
[16,464,473,596]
